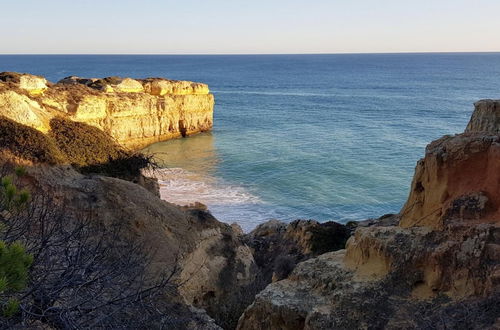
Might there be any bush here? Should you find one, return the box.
[0,172,33,319]
[0,117,65,164]
[49,117,126,166]
[309,221,350,254]
[273,255,296,281]
[0,241,32,293]
[49,117,153,179]
[80,153,154,180]
[0,116,153,181]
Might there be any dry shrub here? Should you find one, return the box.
[49,117,126,166]
[0,116,153,180]
[0,117,65,164]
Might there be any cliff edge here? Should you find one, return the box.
[0,72,214,149]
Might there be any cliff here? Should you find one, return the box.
[0,72,214,149]
[238,100,500,329]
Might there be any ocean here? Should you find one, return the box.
[2,54,500,231]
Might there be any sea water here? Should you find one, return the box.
[2,54,500,231]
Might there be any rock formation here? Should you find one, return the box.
[0,72,214,149]
[238,100,500,330]
[246,219,350,283]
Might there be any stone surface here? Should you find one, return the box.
[466,99,500,133]
[0,72,48,94]
[237,102,500,330]
[399,133,500,229]
[0,72,214,149]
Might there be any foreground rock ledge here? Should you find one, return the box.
[0,72,214,149]
[237,100,500,330]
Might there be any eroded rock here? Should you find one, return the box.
[466,99,500,133]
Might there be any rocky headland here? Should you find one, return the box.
[0,72,214,149]
[0,73,498,329]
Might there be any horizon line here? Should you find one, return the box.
[1,51,500,56]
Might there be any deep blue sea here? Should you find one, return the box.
[2,54,500,231]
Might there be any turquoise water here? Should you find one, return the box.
[2,54,500,230]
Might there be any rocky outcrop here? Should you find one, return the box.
[0,72,214,149]
[238,100,500,329]
[400,99,500,229]
[399,132,500,229]
[465,99,500,133]
[246,219,350,282]
[0,72,48,95]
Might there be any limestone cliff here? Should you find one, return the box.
[238,101,500,330]
[0,72,214,149]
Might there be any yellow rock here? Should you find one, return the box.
[142,78,209,96]
[0,90,50,132]
[0,72,48,95]
[110,78,145,93]
[19,74,48,95]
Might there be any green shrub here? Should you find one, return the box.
[49,117,152,178]
[2,299,20,318]
[0,241,33,292]
[0,174,33,319]
[80,153,153,180]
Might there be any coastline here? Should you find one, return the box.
[0,70,499,329]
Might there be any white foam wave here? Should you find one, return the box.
[145,168,262,207]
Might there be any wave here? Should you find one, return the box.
[146,168,262,207]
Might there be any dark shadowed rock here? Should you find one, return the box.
[245,219,350,283]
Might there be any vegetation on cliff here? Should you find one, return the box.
[0,116,65,164]
[0,116,153,181]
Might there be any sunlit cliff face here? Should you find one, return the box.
[0,72,214,149]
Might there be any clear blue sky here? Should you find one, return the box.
[2,0,499,54]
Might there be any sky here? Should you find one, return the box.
[1,0,500,54]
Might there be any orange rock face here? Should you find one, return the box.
[400,133,500,229]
